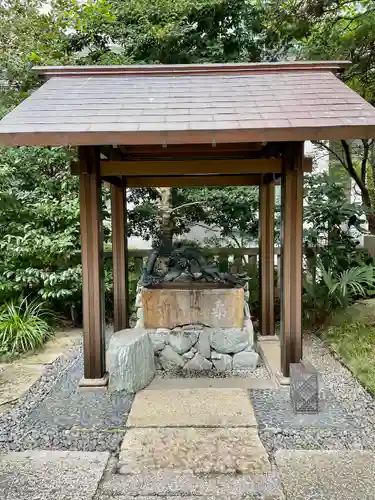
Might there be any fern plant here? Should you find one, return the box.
[0,298,55,356]
[303,261,375,324]
[320,261,375,307]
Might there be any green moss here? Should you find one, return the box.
[323,321,375,394]
[329,299,375,327]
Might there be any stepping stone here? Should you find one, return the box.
[119,427,271,474]
[126,388,257,427]
[99,469,284,498]
[275,450,375,500]
[0,450,110,500]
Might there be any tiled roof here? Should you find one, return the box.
[0,62,374,146]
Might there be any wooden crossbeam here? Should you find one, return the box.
[72,157,312,178]
[99,158,282,176]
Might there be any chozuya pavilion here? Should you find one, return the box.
[1,61,375,387]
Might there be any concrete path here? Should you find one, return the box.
[0,450,109,500]
[0,329,81,414]
[115,387,282,498]
[2,384,375,499]
[275,450,375,500]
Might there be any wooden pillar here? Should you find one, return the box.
[259,180,275,336]
[280,142,304,377]
[111,177,129,331]
[79,146,106,384]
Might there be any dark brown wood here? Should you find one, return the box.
[79,146,106,380]
[100,158,282,176]
[111,177,129,331]
[102,176,123,188]
[280,142,304,377]
[259,181,275,336]
[72,158,311,178]
[34,61,350,78]
[5,125,375,148]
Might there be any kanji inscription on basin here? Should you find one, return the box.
[142,288,244,329]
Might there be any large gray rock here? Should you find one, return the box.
[197,329,211,359]
[184,352,212,371]
[168,328,199,354]
[182,324,204,331]
[209,327,249,354]
[212,353,232,372]
[244,318,254,348]
[149,331,168,352]
[109,329,155,393]
[159,345,185,370]
[182,349,195,361]
[232,351,259,371]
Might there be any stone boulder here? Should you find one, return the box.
[244,318,254,349]
[232,351,259,371]
[182,350,195,361]
[209,327,249,354]
[184,352,212,371]
[149,331,168,352]
[109,329,155,393]
[159,345,185,370]
[197,329,211,358]
[168,328,199,354]
[212,353,232,372]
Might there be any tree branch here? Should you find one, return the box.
[341,140,371,207]
[313,140,347,170]
[170,201,206,214]
[361,139,370,186]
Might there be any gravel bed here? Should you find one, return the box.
[0,343,81,452]
[0,337,132,454]
[250,335,375,455]
[155,359,270,380]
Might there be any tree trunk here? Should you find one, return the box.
[367,213,375,235]
[157,187,173,255]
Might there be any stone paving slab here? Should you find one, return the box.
[0,363,43,406]
[119,427,271,474]
[275,450,375,499]
[0,450,110,500]
[127,388,257,427]
[98,470,284,498]
[97,496,283,499]
[147,376,275,390]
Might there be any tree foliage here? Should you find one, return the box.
[0,148,82,311]
[302,172,374,323]
[67,0,268,64]
[261,0,375,231]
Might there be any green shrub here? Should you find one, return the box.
[0,298,55,357]
[303,261,375,325]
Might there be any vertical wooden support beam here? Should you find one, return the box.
[259,180,275,336]
[280,142,304,377]
[79,146,107,385]
[111,177,129,331]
